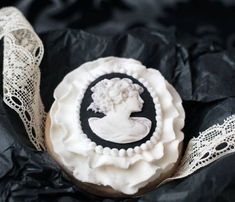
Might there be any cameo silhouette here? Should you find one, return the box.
[87,78,151,144]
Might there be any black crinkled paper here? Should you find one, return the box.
[1,1,235,202]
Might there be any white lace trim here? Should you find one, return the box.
[173,115,235,178]
[0,6,234,184]
[0,7,45,151]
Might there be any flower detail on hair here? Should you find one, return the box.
[87,78,144,114]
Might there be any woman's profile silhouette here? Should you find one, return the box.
[87,78,151,143]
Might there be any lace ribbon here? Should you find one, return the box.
[0,7,45,151]
[0,7,234,183]
[174,115,235,178]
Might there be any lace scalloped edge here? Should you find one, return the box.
[0,7,45,151]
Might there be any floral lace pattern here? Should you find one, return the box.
[0,7,45,151]
[174,115,235,178]
[0,7,234,182]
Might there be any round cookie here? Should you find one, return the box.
[45,57,185,196]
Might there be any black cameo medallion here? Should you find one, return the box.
[80,73,157,149]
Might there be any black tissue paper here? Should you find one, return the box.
[1,1,235,202]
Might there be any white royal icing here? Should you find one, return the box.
[49,57,185,195]
[88,78,151,143]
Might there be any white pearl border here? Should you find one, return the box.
[76,68,163,157]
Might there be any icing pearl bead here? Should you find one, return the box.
[156,126,161,134]
[157,119,162,128]
[87,75,94,81]
[155,102,160,108]
[158,110,162,117]
[111,148,119,157]
[157,120,162,127]
[150,136,157,144]
[94,72,100,77]
[127,71,132,76]
[101,68,108,74]
[119,149,126,157]
[153,131,159,137]
[84,138,91,143]
[89,142,96,149]
[113,66,119,72]
[95,145,103,154]
[132,73,138,78]
[139,78,145,83]
[77,98,81,105]
[93,72,98,77]
[156,116,162,124]
[150,92,156,98]
[148,87,153,92]
[77,122,81,129]
[84,81,89,87]
[151,93,156,99]
[98,70,106,76]
[156,113,161,120]
[119,68,125,73]
[95,74,101,78]
[81,85,87,92]
[155,107,160,113]
[146,140,152,148]
[134,146,141,154]
[103,147,111,155]
[80,133,87,138]
[151,91,157,97]
[127,148,134,157]
[154,98,160,104]
[143,81,149,87]
[140,143,148,151]
[105,69,112,74]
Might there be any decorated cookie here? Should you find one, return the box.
[45,57,185,197]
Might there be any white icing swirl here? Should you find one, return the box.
[49,57,185,195]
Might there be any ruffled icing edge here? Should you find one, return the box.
[49,57,185,194]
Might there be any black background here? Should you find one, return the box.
[0,0,235,202]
